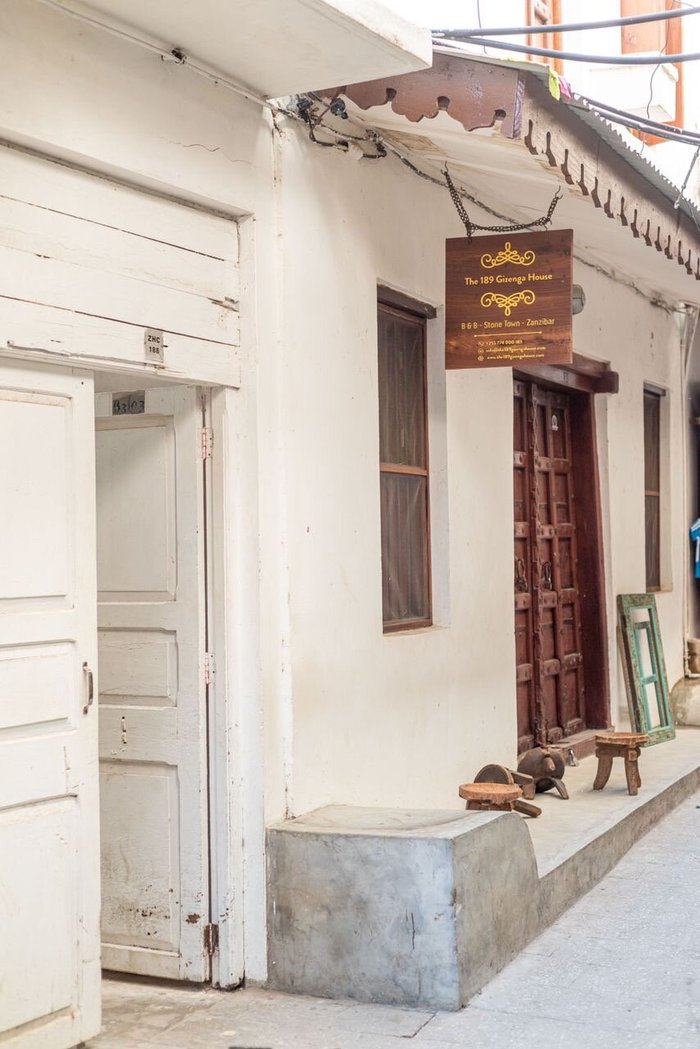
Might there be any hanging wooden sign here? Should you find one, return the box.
[445,229,574,369]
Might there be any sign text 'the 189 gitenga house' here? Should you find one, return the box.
[445,229,574,369]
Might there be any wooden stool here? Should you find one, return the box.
[473,764,542,818]
[593,733,650,797]
[459,782,523,812]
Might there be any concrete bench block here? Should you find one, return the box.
[267,805,540,1010]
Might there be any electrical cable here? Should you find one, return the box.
[298,92,700,213]
[361,122,679,312]
[294,92,700,256]
[434,5,699,40]
[643,12,670,146]
[582,109,700,147]
[33,0,700,287]
[441,34,700,64]
[36,0,273,111]
[675,147,700,218]
[476,0,487,56]
[577,93,695,136]
[576,97,700,147]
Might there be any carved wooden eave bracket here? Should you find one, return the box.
[325,53,700,288]
[328,53,525,138]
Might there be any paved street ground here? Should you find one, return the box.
[90,791,700,1049]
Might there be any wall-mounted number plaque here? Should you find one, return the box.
[445,229,573,369]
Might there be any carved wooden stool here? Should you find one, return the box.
[459,782,523,812]
[593,732,650,797]
[473,764,542,818]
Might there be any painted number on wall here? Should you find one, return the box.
[112,392,145,416]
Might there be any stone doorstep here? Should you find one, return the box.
[266,728,700,1012]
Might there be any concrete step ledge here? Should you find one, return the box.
[538,760,700,930]
[267,731,700,1011]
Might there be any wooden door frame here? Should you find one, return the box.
[514,366,612,737]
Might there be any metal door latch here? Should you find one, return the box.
[82,661,94,715]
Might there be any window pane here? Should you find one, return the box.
[378,308,426,468]
[380,472,430,626]
[646,494,660,589]
[644,390,662,589]
[644,392,660,493]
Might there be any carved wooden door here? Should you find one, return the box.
[514,380,586,752]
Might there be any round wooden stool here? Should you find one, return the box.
[459,782,523,812]
[473,764,542,818]
[593,732,650,797]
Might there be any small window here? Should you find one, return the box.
[378,302,431,631]
[644,388,663,590]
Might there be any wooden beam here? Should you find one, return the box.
[378,285,437,318]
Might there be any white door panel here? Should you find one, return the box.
[96,386,209,981]
[0,362,100,1049]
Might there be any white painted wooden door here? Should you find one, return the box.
[0,361,100,1048]
[95,386,210,981]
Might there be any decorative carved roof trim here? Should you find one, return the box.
[521,74,700,282]
[324,54,700,289]
[328,53,524,139]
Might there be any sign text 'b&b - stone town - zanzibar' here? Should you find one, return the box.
[445,229,574,369]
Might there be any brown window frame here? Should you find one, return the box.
[621,0,684,146]
[644,386,663,591]
[527,0,563,74]
[377,294,433,633]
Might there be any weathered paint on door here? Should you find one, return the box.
[95,386,211,981]
[513,380,586,751]
[0,361,100,1048]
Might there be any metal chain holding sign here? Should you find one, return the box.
[445,167,562,240]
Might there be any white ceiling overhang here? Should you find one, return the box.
[324,51,700,308]
[69,0,432,98]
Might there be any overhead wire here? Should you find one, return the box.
[580,94,697,137]
[577,97,700,147]
[35,0,700,250]
[438,35,700,65]
[296,88,700,223]
[36,0,274,111]
[434,6,699,39]
[293,100,679,312]
[644,10,670,143]
[435,5,700,151]
[677,147,700,204]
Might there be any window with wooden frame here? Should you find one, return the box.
[644,387,663,590]
[621,0,683,146]
[527,0,563,74]
[377,298,432,631]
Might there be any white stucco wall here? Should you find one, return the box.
[572,264,687,722]
[270,125,515,813]
[1,0,693,983]
[272,117,689,816]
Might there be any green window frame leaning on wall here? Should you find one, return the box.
[618,593,675,745]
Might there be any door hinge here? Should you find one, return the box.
[204,652,215,686]
[204,923,219,956]
[200,427,213,460]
